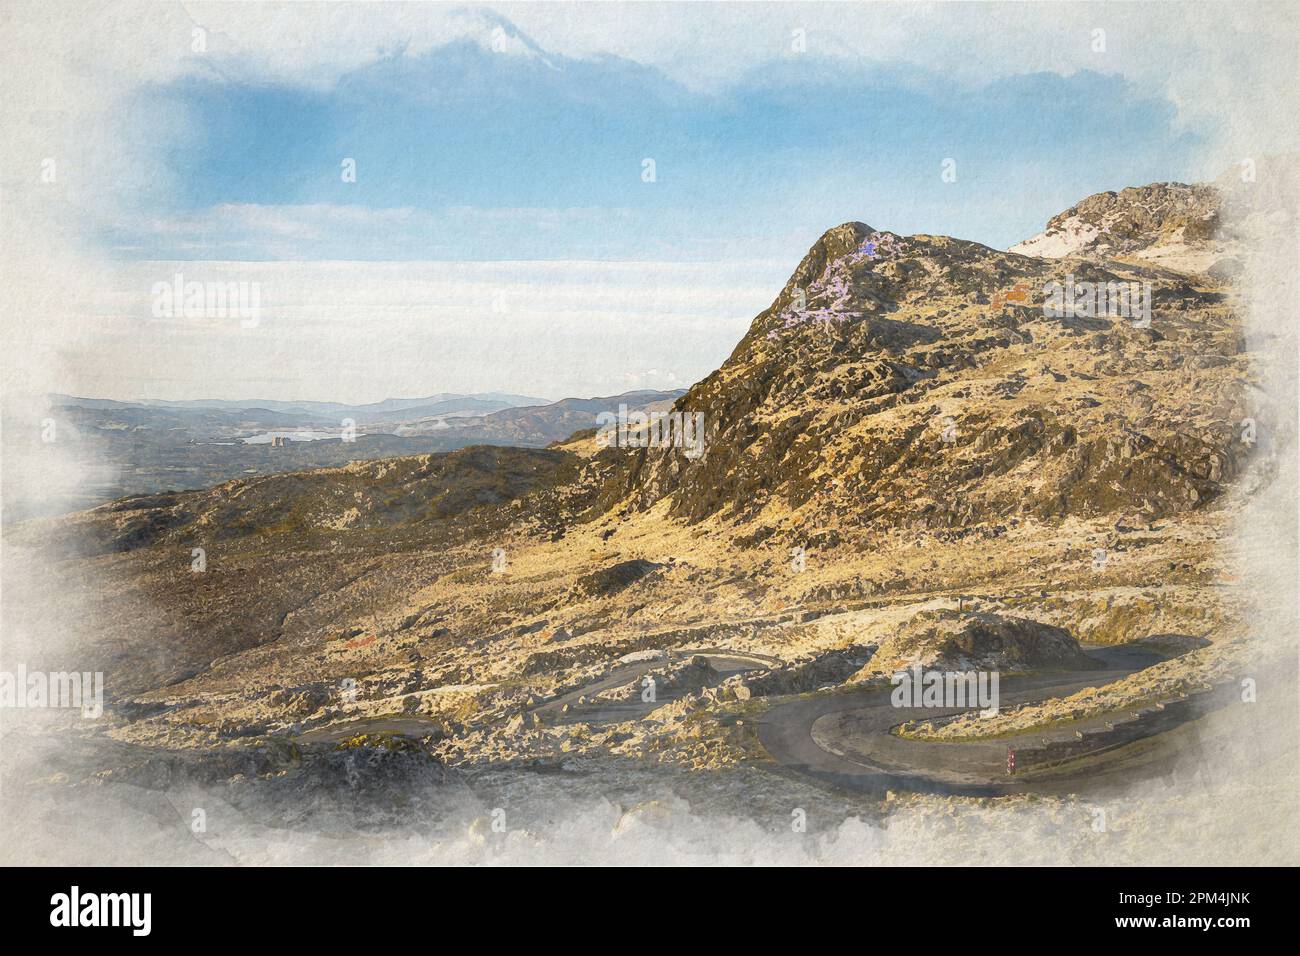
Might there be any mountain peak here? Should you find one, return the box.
[753,222,1036,352]
[601,180,1248,535]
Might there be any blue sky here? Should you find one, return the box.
[101,12,1208,262]
[7,1,1295,402]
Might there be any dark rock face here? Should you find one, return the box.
[867,609,1099,676]
[570,559,659,599]
[930,612,1096,671]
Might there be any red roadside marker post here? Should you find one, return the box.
[1007,747,1016,775]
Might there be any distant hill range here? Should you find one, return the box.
[47,392,551,424]
[9,389,683,518]
[389,390,682,443]
[46,389,682,442]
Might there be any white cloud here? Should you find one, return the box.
[3,0,1297,403]
[106,204,643,260]
[34,258,787,403]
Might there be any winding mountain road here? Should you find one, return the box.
[754,643,1209,796]
[533,649,779,726]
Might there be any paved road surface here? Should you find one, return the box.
[532,649,779,726]
[754,643,1209,796]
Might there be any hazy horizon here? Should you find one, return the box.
[6,1,1295,404]
[38,384,700,408]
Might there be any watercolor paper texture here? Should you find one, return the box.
[1,1,1297,866]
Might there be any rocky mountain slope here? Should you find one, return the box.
[614,215,1252,538]
[2,176,1272,793]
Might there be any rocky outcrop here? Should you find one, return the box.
[1011,182,1222,260]
[569,559,659,599]
[600,207,1250,532]
[857,609,1097,678]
